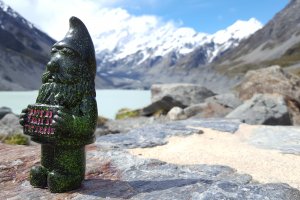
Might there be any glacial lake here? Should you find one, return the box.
[0,90,151,119]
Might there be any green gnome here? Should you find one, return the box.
[19,16,98,193]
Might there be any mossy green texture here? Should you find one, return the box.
[3,133,29,145]
[115,108,140,120]
[19,17,97,193]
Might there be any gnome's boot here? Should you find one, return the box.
[47,146,85,193]
[30,144,54,188]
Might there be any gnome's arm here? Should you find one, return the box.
[54,97,97,138]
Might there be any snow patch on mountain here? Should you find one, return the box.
[94,17,262,66]
[212,18,262,44]
[0,0,35,30]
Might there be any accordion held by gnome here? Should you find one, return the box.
[23,104,62,137]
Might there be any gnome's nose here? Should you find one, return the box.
[46,60,59,73]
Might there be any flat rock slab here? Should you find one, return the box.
[97,118,241,149]
[1,144,300,200]
[249,126,300,155]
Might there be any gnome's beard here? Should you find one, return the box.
[36,81,89,108]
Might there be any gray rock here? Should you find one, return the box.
[96,118,240,149]
[96,122,200,149]
[0,106,12,120]
[234,66,300,102]
[184,103,208,118]
[193,182,300,200]
[185,102,232,119]
[205,93,242,109]
[185,118,242,133]
[181,94,242,119]
[95,116,169,135]
[0,113,22,137]
[226,93,292,125]
[167,107,187,120]
[141,96,186,116]
[248,126,300,155]
[151,84,216,106]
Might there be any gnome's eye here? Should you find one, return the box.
[51,48,58,54]
[61,47,76,56]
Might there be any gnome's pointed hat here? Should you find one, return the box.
[54,16,96,77]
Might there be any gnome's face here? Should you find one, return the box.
[36,16,96,108]
[36,46,88,107]
[42,45,84,85]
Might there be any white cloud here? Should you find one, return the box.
[1,0,179,42]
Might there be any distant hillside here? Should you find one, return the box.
[0,0,56,90]
[212,0,300,77]
[0,1,112,91]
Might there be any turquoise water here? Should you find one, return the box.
[0,90,151,119]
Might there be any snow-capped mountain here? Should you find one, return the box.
[0,0,263,90]
[0,1,34,29]
[94,18,262,89]
[95,18,261,62]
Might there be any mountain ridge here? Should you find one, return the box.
[0,0,55,90]
[95,18,262,89]
[211,0,300,76]
[0,0,282,91]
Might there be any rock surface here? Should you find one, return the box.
[141,96,186,116]
[0,106,12,120]
[151,84,216,106]
[226,93,292,125]
[167,107,187,120]
[183,103,207,118]
[95,116,169,135]
[235,66,300,101]
[205,93,242,110]
[97,119,240,149]
[1,118,300,199]
[248,126,300,155]
[0,113,22,137]
[167,93,242,120]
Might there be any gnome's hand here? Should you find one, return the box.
[19,108,28,126]
[52,110,74,135]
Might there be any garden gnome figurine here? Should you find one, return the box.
[19,16,98,193]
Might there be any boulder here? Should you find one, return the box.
[234,65,300,101]
[0,113,23,137]
[226,93,292,125]
[0,106,12,120]
[151,83,216,106]
[182,93,242,119]
[184,103,208,118]
[205,93,242,109]
[95,116,169,135]
[141,96,186,116]
[167,107,187,120]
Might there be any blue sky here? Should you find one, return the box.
[2,0,290,39]
[119,0,289,33]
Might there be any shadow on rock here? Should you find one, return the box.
[79,178,211,199]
